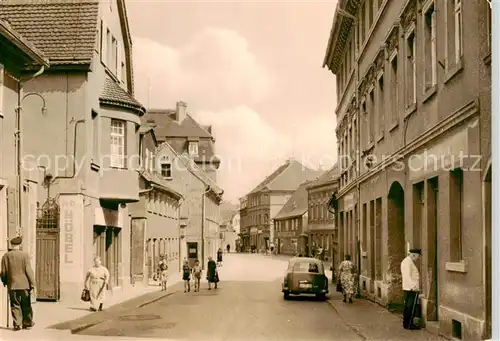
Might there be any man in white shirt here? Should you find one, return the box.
[400,248,421,330]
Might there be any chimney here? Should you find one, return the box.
[176,101,187,122]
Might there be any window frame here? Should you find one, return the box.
[0,63,4,118]
[161,162,172,179]
[423,0,437,91]
[389,50,398,125]
[188,141,199,156]
[404,24,417,108]
[376,71,385,137]
[110,119,126,168]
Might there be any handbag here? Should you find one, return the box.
[81,288,90,302]
[336,278,343,292]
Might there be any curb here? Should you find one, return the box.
[69,285,182,334]
[326,299,367,341]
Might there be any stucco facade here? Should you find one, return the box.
[0,18,49,328]
[155,142,222,268]
[1,0,145,303]
[324,0,491,339]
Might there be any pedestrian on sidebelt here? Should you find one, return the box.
[206,256,218,290]
[401,248,422,330]
[217,248,223,267]
[182,260,191,293]
[84,256,110,312]
[192,260,202,292]
[159,255,168,291]
[226,244,230,254]
[338,254,357,303]
[0,236,36,331]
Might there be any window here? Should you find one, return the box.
[106,29,112,67]
[390,53,398,124]
[92,111,99,163]
[95,22,101,52]
[188,141,199,156]
[423,1,437,90]
[110,119,125,168]
[405,29,416,107]
[368,0,374,28]
[111,36,118,74]
[0,63,4,118]
[368,88,375,144]
[377,74,385,135]
[121,61,126,83]
[161,163,172,178]
[351,118,356,159]
[449,168,463,261]
[361,100,367,147]
[359,5,366,45]
[446,0,463,68]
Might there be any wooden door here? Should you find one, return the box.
[35,199,59,301]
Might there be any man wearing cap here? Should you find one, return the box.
[0,236,36,331]
[400,248,421,330]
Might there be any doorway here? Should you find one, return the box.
[387,181,405,308]
[426,177,439,321]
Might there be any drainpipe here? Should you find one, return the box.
[15,66,46,239]
[201,186,211,269]
[50,119,85,183]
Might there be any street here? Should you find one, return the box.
[70,253,360,341]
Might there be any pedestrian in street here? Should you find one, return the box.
[182,260,191,292]
[206,256,218,290]
[84,256,110,312]
[226,244,230,253]
[0,236,36,331]
[159,255,168,291]
[217,248,223,267]
[401,248,422,330]
[192,259,202,292]
[338,254,357,303]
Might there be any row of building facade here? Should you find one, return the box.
[323,0,491,339]
[0,0,227,328]
[239,159,340,265]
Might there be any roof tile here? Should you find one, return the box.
[100,77,145,114]
[274,182,310,220]
[0,0,99,64]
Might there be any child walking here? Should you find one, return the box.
[182,260,191,293]
[192,260,202,292]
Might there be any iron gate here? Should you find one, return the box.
[35,198,60,301]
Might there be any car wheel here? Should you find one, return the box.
[316,293,326,300]
[283,291,290,300]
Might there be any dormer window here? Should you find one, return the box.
[188,142,199,156]
[161,163,172,178]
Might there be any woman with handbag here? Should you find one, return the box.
[84,256,110,311]
[338,254,357,303]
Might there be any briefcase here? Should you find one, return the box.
[81,288,90,302]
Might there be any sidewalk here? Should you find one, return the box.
[0,272,184,340]
[326,283,447,341]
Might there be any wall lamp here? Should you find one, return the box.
[22,92,47,115]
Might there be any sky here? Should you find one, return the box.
[127,0,339,203]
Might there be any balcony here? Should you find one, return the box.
[100,167,139,203]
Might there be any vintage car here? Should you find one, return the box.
[282,257,329,300]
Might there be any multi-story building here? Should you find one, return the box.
[323,0,491,339]
[273,181,310,256]
[239,196,249,251]
[144,102,220,182]
[306,164,339,264]
[241,159,322,251]
[0,17,49,328]
[155,142,223,267]
[219,202,239,252]
[1,0,146,302]
[129,126,183,285]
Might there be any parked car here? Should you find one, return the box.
[282,257,329,300]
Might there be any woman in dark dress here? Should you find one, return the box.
[207,256,218,290]
[217,248,223,267]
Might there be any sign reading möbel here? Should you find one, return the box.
[62,200,74,263]
[59,195,84,283]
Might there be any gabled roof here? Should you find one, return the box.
[143,111,213,139]
[0,0,99,65]
[0,18,49,68]
[249,159,323,194]
[100,77,146,115]
[138,168,183,200]
[307,163,339,190]
[274,182,310,220]
[156,142,223,198]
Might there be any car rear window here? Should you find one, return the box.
[292,261,322,273]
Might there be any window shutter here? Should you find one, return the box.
[116,40,122,82]
[101,20,107,65]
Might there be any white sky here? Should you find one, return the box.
[127,0,339,202]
